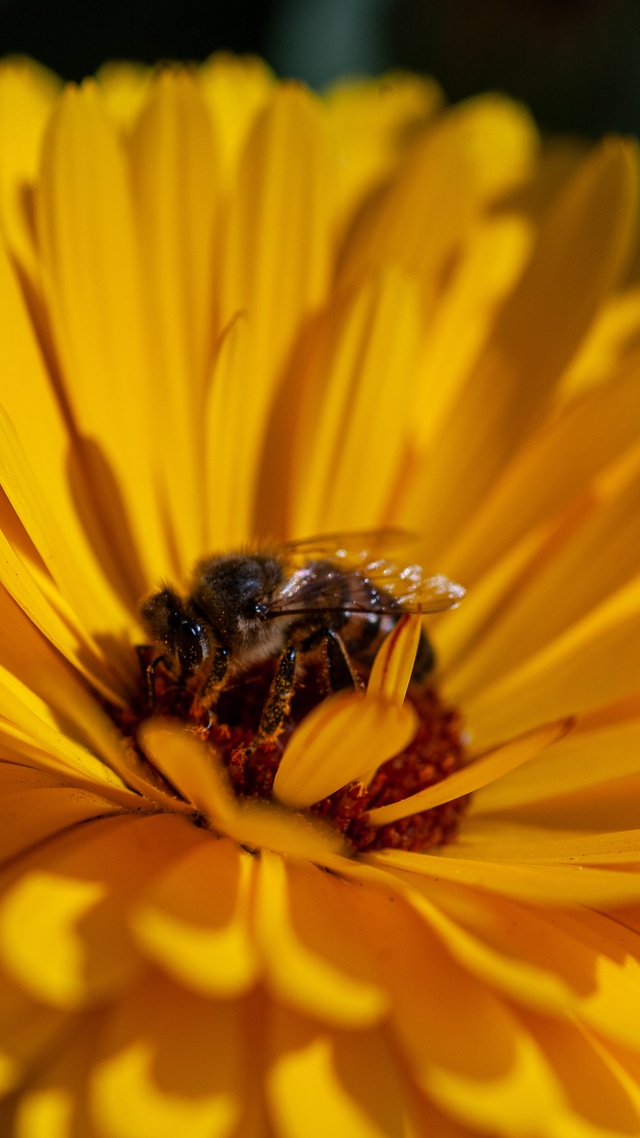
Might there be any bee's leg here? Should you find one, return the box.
[136,646,167,710]
[196,645,229,714]
[297,626,358,693]
[323,628,358,692]
[247,644,297,752]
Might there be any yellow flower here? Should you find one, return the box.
[1,50,640,1138]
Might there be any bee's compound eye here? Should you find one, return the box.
[177,620,206,672]
[243,601,267,620]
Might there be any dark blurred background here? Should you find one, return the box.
[1,0,640,136]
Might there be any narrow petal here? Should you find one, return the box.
[273,691,417,809]
[448,818,640,866]
[439,356,640,588]
[337,874,573,1137]
[137,719,231,822]
[408,137,639,559]
[0,236,136,644]
[96,61,152,129]
[462,584,640,750]
[0,524,125,702]
[408,215,532,454]
[367,613,422,704]
[367,720,570,826]
[0,582,131,769]
[372,850,640,904]
[287,270,423,536]
[338,94,536,311]
[0,58,59,275]
[129,70,218,572]
[219,82,331,444]
[403,878,640,1051]
[197,52,274,185]
[474,718,640,812]
[91,972,243,1138]
[447,462,640,704]
[325,71,442,229]
[423,1031,568,1136]
[204,315,256,549]
[36,81,171,583]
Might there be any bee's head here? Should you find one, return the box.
[189,554,284,646]
[141,588,209,673]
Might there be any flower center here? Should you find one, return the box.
[116,654,470,853]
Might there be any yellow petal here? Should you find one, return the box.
[130,838,259,997]
[197,52,273,185]
[36,81,171,583]
[0,785,125,862]
[0,662,127,789]
[409,137,639,559]
[14,1089,73,1138]
[256,853,388,1027]
[286,269,423,536]
[219,82,332,517]
[462,581,640,751]
[324,71,442,229]
[449,818,640,866]
[267,1033,394,1138]
[129,70,218,572]
[518,1010,640,1136]
[0,813,204,1004]
[90,968,243,1136]
[0,57,59,276]
[96,61,153,130]
[440,355,640,588]
[447,461,640,705]
[138,718,232,820]
[0,581,130,770]
[367,719,571,826]
[561,285,640,399]
[338,94,536,310]
[0,871,105,1007]
[273,690,417,809]
[367,613,422,704]
[220,83,331,370]
[408,215,533,454]
[204,315,256,549]
[139,719,345,861]
[0,231,136,643]
[474,718,640,812]
[91,1040,238,1138]
[0,522,123,702]
[406,876,640,1052]
[373,849,640,905]
[424,1030,566,1136]
[392,876,584,1019]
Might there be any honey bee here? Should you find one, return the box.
[140,530,464,748]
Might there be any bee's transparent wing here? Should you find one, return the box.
[267,555,464,618]
[365,565,466,611]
